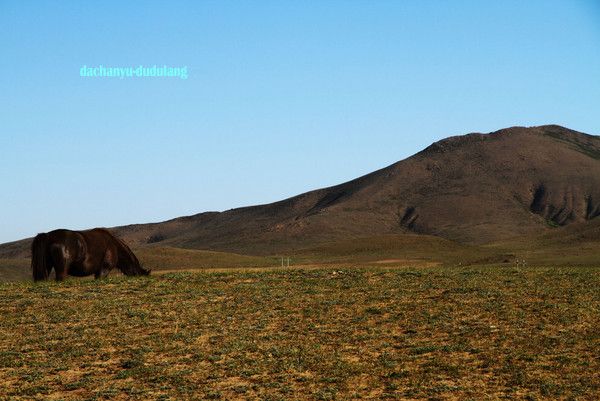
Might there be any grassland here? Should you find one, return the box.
[0,266,598,400]
[135,247,279,270]
[0,259,29,282]
[3,229,600,282]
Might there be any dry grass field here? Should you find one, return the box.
[0,266,598,400]
[0,259,30,282]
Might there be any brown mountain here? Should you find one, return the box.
[2,124,599,258]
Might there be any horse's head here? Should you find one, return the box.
[139,264,151,276]
[119,258,151,276]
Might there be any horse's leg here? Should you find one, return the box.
[50,246,69,281]
[95,249,115,279]
[94,265,111,279]
[54,258,69,281]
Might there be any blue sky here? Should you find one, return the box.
[1,1,599,243]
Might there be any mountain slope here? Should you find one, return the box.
[2,124,599,257]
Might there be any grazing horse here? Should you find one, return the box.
[31,228,150,281]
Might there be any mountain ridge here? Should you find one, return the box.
[2,124,599,258]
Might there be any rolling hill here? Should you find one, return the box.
[1,124,599,265]
[107,124,600,253]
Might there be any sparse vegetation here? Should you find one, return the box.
[544,129,600,160]
[0,266,598,400]
[0,258,29,281]
[135,247,279,270]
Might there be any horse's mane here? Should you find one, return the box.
[98,229,149,275]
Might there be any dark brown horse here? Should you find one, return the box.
[31,228,150,281]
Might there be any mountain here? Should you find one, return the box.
[2,124,599,259]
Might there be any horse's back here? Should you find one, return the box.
[46,228,75,239]
[44,229,85,250]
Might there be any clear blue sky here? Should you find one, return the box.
[1,1,599,243]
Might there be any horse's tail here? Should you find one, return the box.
[31,233,49,281]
